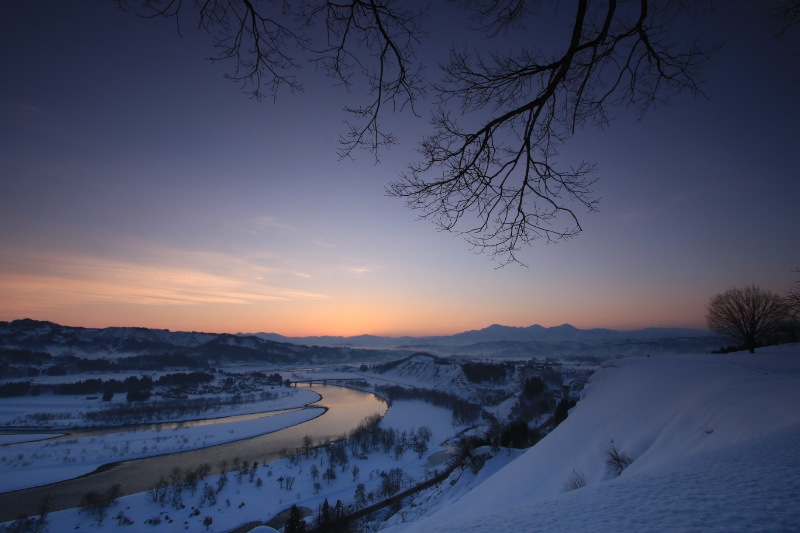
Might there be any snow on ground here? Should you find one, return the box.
[381,445,526,530]
[1,398,465,532]
[483,394,517,420]
[0,408,324,493]
[0,386,318,427]
[416,423,800,532]
[384,346,800,532]
[378,399,460,451]
[0,433,64,445]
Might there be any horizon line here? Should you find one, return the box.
[2,317,712,339]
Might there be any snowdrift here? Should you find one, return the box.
[388,346,800,532]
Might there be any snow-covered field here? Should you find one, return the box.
[384,346,800,532]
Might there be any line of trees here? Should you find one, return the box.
[47,353,210,374]
[1,352,212,380]
[0,372,219,398]
[460,361,513,383]
[83,391,276,424]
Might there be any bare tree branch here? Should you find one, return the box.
[116,0,426,135]
[389,0,715,265]
[297,0,426,158]
[120,0,719,266]
[768,0,800,38]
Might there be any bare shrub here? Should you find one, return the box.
[604,443,632,476]
[147,476,168,505]
[79,484,121,524]
[562,469,587,492]
[115,511,133,525]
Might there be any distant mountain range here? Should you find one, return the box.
[0,319,722,362]
[246,323,723,358]
[0,319,397,364]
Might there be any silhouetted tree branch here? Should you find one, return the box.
[768,0,800,38]
[117,0,425,159]
[390,0,715,265]
[120,0,719,265]
[297,0,426,157]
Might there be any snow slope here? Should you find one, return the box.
[386,346,800,532]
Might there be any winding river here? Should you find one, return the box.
[0,384,387,522]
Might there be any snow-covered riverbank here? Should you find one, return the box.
[0,407,324,493]
[1,399,464,531]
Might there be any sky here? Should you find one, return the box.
[1,1,798,337]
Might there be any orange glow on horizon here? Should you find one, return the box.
[0,249,709,338]
[0,305,708,338]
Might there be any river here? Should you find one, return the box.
[0,384,387,522]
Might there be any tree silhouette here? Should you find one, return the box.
[317,498,331,529]
[706,285,789,353]
[284,504,306,533]
[788,268,800,314]
[119,1,795,265]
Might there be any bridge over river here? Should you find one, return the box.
[289,378,367,386]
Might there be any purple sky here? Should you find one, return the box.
[1,1,798,336]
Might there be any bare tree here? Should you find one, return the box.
[706,285,789,353]
[120,1,721,265]
[787,268,800,317]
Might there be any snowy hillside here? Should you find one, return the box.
[385,346,800,532]
[371,354,474,395]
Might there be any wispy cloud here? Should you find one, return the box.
[0,247,327,315]
[348,266,374,274]
[251,216,294,231]
[312,239,336,249]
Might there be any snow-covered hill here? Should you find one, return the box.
[372,354,475,395]
[384,345,800,532]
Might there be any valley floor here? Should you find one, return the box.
[3,347,798,532]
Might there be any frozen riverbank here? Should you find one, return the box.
[0,407,324,493]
